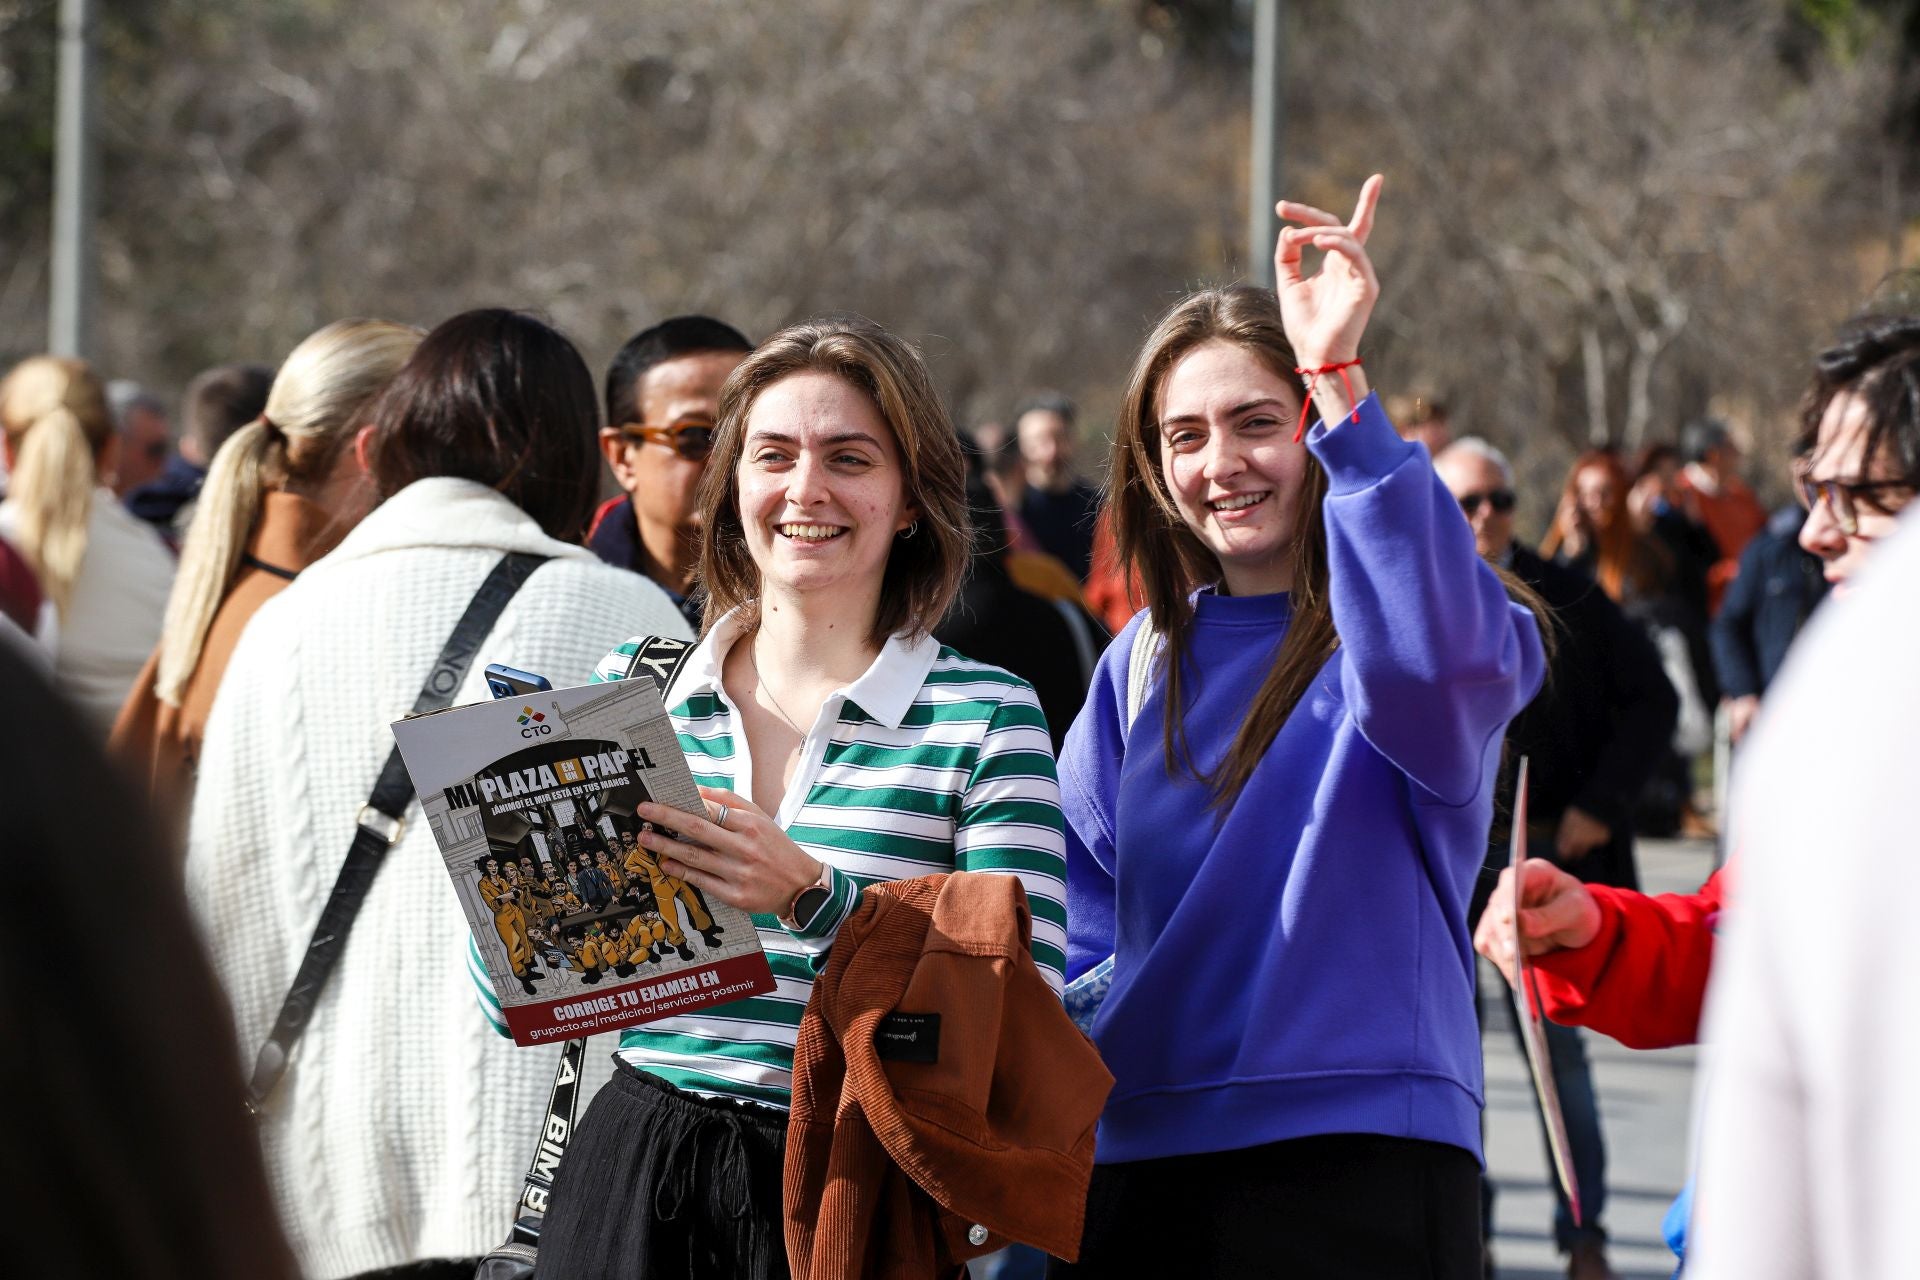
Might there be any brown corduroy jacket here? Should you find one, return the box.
[784,872,1113,1280]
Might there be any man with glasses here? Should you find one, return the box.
[106,381,174,500]
[1681,318,1920,1279]
[589,316,753,627]
[1792,372,1918,595]
[1437,436,1677,1280]
[126,363,272,542]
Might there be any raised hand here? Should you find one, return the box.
[1275,174,1383,370]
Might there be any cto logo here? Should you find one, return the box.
[517,706,552,738]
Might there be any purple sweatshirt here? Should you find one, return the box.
[1060,394,1545,1165]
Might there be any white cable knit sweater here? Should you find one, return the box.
[185,478,691,1279]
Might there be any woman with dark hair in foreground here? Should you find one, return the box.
[0,641,297,1280]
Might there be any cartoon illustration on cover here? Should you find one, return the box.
[396,679,774,1043]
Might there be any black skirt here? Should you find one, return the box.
[533,1060,789,1280]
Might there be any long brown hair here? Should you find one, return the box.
[1541,449,1662,602]
[697,316,971,647]
[1113,286,1550,807]
[1110,286,1337,806]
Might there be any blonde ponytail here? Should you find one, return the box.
[156,420,281,702]
[156,319,421,704]
[0,357,114,617]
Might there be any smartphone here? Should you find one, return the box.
[484,663,553,700]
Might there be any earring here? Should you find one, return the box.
[900,520,920,540]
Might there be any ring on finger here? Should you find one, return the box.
[712,803,730,830]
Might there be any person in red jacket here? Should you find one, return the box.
[1476,861,1725,1050]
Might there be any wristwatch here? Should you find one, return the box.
[781,863,836,932]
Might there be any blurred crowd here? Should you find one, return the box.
[2,192,1916,1280]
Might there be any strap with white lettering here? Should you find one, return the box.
[506,1034,588,1244]
[618,633,695,701]
[504,632,691,1245]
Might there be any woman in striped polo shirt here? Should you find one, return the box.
[531,316,1068,1280]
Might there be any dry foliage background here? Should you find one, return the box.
[2,0,1916,531]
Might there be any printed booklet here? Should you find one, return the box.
[391,677,775,1046]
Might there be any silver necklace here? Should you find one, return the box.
[747,638,809,737]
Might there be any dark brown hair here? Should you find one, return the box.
[1629,442,1679,486]
[1110,286,1336,806]
[604,314,753,429]
[181,363,274,461]
[364,309,600,542]
[697,316,970,646]
[1799,313,1920,504]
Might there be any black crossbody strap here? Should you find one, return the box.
[505,1035,589,1245]
[246,551,551,1110]
[500,632,696,1246]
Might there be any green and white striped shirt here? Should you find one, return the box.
[476,609,1068,1109]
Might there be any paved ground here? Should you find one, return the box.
[1482,836,1715,1280]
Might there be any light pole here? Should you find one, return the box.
[1247,0,1282,288]
[49,0,97,359]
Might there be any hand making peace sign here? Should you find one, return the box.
[1274,174,1383,427]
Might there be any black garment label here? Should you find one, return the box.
[875,1012,941,1063]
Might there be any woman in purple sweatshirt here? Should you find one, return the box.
[1055,179,1546,1277]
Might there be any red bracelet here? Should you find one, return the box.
[1294,358,1363,442]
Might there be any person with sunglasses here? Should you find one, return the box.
[1474,310,1920,1275]
[590,316,755,629]
[105,381,174,499]
[1436,436,1678,1280]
